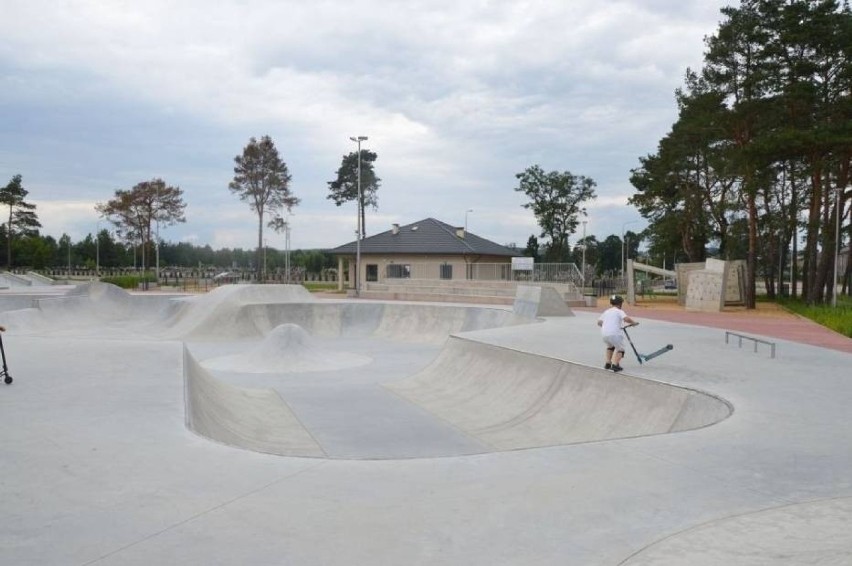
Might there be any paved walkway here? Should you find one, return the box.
[574,298,852,353]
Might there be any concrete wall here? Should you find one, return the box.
[685,270,725,311]
[675,263,706,306]
[338,254,513,290]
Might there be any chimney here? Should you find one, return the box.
[456,227,465,239]
[392,223,400,235]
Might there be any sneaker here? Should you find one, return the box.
[604,363,612,370]
[611,365,623,372]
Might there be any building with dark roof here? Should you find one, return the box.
[330,218,520,291]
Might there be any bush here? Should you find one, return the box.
[100,274,156,289]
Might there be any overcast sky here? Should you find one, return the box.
[1,0,730,252]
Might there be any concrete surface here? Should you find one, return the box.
[1,282,851,565]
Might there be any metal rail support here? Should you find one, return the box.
[725,331,776,359]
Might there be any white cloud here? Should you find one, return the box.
[4,0,729,251]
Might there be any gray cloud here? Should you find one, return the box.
[1,0,729,250]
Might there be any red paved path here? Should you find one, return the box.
[574,302,852,354]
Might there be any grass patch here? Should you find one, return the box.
[302,281,340,293]
[778,296,852,338]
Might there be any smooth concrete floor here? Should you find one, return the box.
[2,294,852,565]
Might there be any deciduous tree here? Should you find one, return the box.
[96,179,187,277]
[229,136,298,278]
[514,165,596,262]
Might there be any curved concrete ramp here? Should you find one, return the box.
[174,301,527,343]
[202,323,372,373]
[620,497,852,565]
[386,337,731,450]
[184,348,325,457]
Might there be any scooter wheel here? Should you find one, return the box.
[4,376,11,384]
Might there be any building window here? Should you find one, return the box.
[386,264,411,279]
[366,264,378,282]
[440,263,453,280]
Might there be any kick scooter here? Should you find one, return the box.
[1,333,11,384]
[622,323,673,365]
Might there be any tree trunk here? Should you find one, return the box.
[804,162,823,303]
[257,213,264,282]
[746,189,758,309]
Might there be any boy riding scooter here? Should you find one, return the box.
[596,295,636,372]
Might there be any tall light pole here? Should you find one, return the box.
[581,220,587,289]
[350,135,368,296]
[621,220,639,282]
[833,187,841,307]
[95,220,100,279]
[465,209,473,232]
[284,218,291,284]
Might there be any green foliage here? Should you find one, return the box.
[523,235,540,261]
[100,274,157,289]
[229,135,298,273]
[327,149,380,235]
[0,174,42,268]
[632,0,851,307]
[779,296,852,338]
[514,165,596,262]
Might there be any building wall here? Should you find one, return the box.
[336,253,514,290]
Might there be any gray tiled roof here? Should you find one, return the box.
[330,218,519,257]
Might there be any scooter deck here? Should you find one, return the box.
[640,344,674,362]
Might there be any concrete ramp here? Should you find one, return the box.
[386,337,731,450]
[513,285,575,317]
[172,301,527,344]
[184,347,326,457]
[202,323,372,373]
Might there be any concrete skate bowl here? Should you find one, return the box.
[387,338,732,451]
[185,332,732,459]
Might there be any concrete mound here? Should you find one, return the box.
[202,323,372,373]
[386,337,731,450]
[1,281,175,333]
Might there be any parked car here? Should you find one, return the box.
[664,279,677,290]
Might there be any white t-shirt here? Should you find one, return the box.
[598,306,627,336]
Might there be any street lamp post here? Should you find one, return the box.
[95,221,100,279]
[465,209,473,232]
[621,220,639,283]
[155,185,160,288]
[833,187,841,307]
[581,220,587,289]
[284,219,291,284]
[350,135,368,296]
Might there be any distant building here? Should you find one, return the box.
[330,217,520,291]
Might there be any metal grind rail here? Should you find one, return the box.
[725,330,776,359]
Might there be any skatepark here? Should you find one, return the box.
[2,282,851,565]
